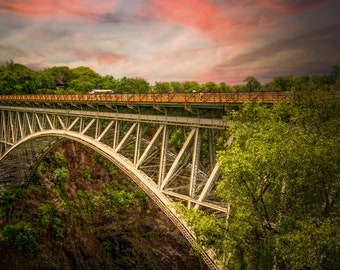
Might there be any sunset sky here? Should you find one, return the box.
[0,0,339,85]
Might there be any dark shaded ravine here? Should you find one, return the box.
[0,140,208,270]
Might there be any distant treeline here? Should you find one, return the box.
[0,61,339,95]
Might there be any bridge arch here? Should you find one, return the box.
[0,99,244,269]
[0,129,220,269]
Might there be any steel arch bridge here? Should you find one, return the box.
[0,92,289,269]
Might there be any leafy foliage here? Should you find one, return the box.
[3,221,41,258]
[37,203,64,245]
[215,90,340,269]
[177,89,340,269]
[1,62,339,94]
[168,128,186,151]
[0,142,198,269]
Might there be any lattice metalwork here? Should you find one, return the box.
[0,106,228,210]
[0,104,232,269]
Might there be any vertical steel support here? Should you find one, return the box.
[17,111,24,140]
[95,118,99,140]
[158,125,168,188]
[113,121,120,150]
[9,111,15,144]
[134,122,142,166]
[208,129,216,168]
[0,111,2,147]
[1,111,7,145]
[188,128,201,208]
[0,111,3,158]
[79,117,84,133]
[1,111,7,146]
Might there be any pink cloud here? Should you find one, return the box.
[149,0,219,32]
[71,49,127,65]
[141,0,282,45]
[96,52,127,66]
[0,0,118,20]
[141,0,237,37]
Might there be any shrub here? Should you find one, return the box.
[3,221,41,258]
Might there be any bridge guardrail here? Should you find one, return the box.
[0,91,289,104]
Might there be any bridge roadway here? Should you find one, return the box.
[0,90,288,106]
[0,91,289,269]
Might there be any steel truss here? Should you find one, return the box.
[0,105,229,269]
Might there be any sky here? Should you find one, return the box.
[0,0,339,85]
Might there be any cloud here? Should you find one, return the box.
[203,22,340,84]
[0,0,339,85]
[147,0,219,31]
[0,0,118,20]
[258,0,332,13]
[70,50,127,66]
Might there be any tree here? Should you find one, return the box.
[115,77,151,93]
[71,66,100,79]
[231,84,247,92]
[182,81,201,93]
[36,71,55,90]
[218,82,232,92]
[202,81,218,92]
[244,76,262,91]
[154,81,171,93]
[44,66,72,82]
[0,63,40,94]
[97,75,116,90]
[3,221,41,258]
[133,77,151,93]
[272,75,294,91]
[170,81,182,92]
[68,79,96,93]
[214,90,340,269]
[179,89,340,269]
[0,69,17,94]
[291,75,310,91]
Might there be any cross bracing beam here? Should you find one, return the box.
[0,107,229,211]
[0,105,230,270]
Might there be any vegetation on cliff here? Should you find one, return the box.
[0,141,207,269]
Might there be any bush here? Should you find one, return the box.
[3,221,41,258]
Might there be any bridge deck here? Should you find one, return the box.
[0,91,289,105]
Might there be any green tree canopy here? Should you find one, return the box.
[179,89,340,269]
[215,90,340,269]
[244,76,262,91]
[115,77,151,93]
[154,81,171,93]
[0,63,40,94]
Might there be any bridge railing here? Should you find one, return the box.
[0,91,289,104]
